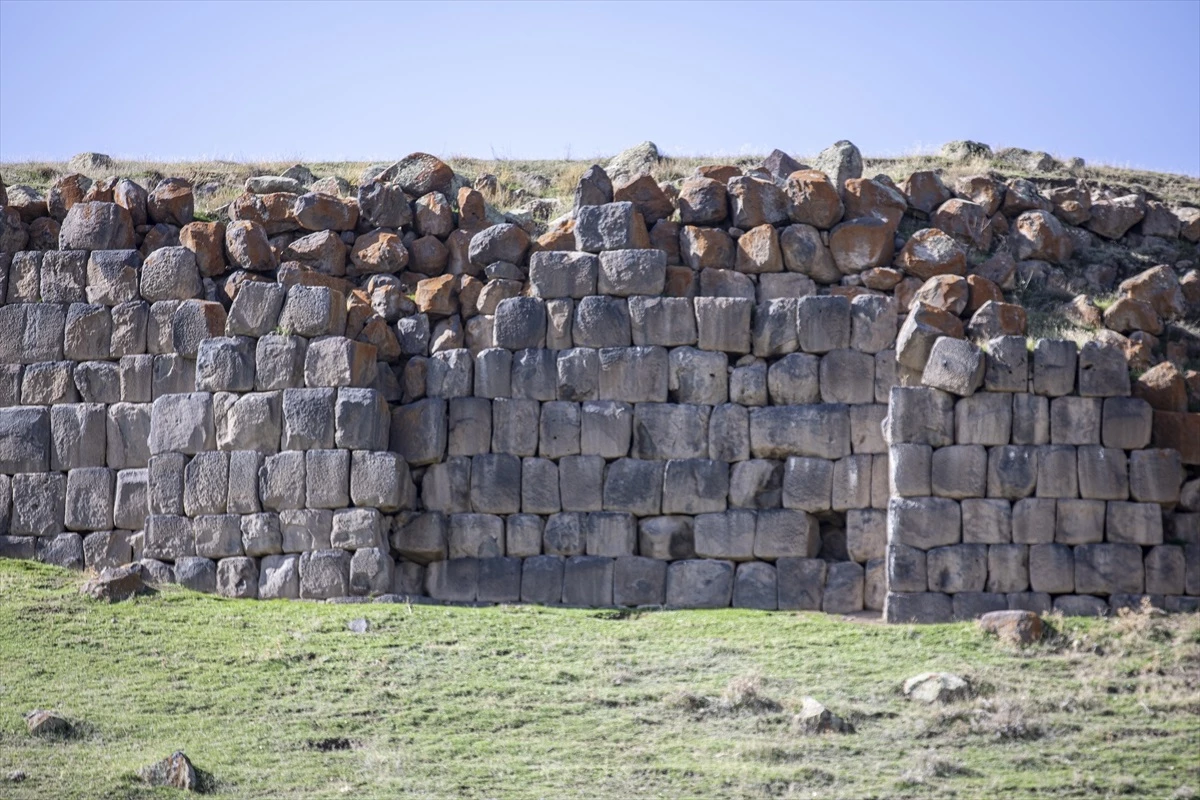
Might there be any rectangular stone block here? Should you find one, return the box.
[1106,501,1163,545]
[1075,543,1144,595]
[447,396,492,457]
[614,555,667,606]
[629,296,697,347]
[144,514,194,561]
[884,386,955,447]
[733,561,777,610]
[665,559,734,608]
[926,543,987,593]
[505,514,544,558]
[474,347,512,399]
[1011,393,1049,445]
[305,449,350,509]
[421,457,471,514]
[539,401,580,460]
[255,335,307,391]
[183,451,229,516]
[521,555,564,604]
[349,450,413,513]
[1055,498,1106,545]
[449,513,505,559]
[888,496,961,549]
[750,404,851,460]
[528,250,598,299]
[1049,396,1101,445]
[954,393,1012,446]
[781,456,832,513]
[819,349,875,405]
[766,352,820,405]
[668,347,727,405]
[470,453,521,515]
[477,556,522,603]
[556,348,599,402]
[1036,445,1078,498]
[585,512,637,557]
[299,549,351,599]
[796,295,851,354]
[708,403,749,463]
[1032,339,1077,396]
[930,444,986,499]
[563,555,614,606]
[491,397,539,457]
[598,249,667,297]
[391,398,447,466]
[755,508,819,560]
[1077,446,1128,500]
[543,512,586,556]
[693,510,755,560]
[597,346,668,403]
[557,455,604,512]
[49,404,105,472]
[887,543,927,593]
[777,557,826,610]
[521,457,560,515]
[510,348,557,401]
[961,498,1010,544]
[987,446,1038,500]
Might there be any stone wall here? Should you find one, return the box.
[1,146,1197,618]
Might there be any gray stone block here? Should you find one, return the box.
[597,347,668,403]
[73,361,121,404]
[823,561,864,614]
[586,511,638,557]
[558,455,604,512]
[987,446,1039,500]
[984,336,1029,392]
[572,296,631,349]
[884,386,955,447]
[766,353,820,405]
[29,533,81,570]
[304,449,350,509]
[666,559,734,608]
[41,251,87,303]
[183,451,229,516]
[331,507,384,550]
[521,457,561,515]
[887,543,928,593]
[962,498,1011,544]
[0,535,35,560]
[1055,498,1106,545]
[850,294,897,354]
[255,335,307,391]
[732,561,777,609]
[751,299,798,358]
[729,459,783,509]
[494,297,547,350]
[848,403,888,455]
[241,512,283,557]
[556,348,599,402]
[193,514,244,559]
[304,336,377,389]
[106,403,151,469]
[668,347,727,406]
[819,349,875,405]
[1012,497,1056,545]
[278,285,346,338]
[952,592,1007,621]
[1075,543,1144,595]
[543,512,586,556]
[1050,396,1101,445]
[491,397,538,457]
[1006,592,1052,615]
[754,508,819,560]
[171,300,228,358]
[888,443,932,498]
[660,459,727,515]
[470,454,521,515]
[987,543,1029,592]
[427,557,481,602]
[598,249,666,297]
[931,444,987,499]
[796,295,851,354]
[505,514,544,558]
[140,247,201,302]
[777,557,826,610]
[1032,339,1077,396]
[1077,340,1130,398]
[259,553,300,600]
[113,468,148,531]
[194,337,256,393]
[1011,393,1050,445]
[259,450,306,511]
[521,555,564,604]
[391,398,447,466]
[226,281,286,337]
[614,556,666,606]
[922,337,985,396]
[888,496,961,549]
[21,303,66,364]
[601,458,663,516]
[50,404,105,471]
[730,362,768,406]
[86,250,141,306]
[62,467,114,532]
[1129,449,1181,506]
[846,508,887,562]
[175,556,217,593]
[476,556,522,603]
[474,347,512,399]
[299,549,351,599]
[510,348,558,401]
[750,405,851,460]
[708,403,749,463]
[1052,594,1109,617]
[391,512,447,563]
[146,300,178,355]
[281,388,336,451]
[562,555,614,606]
[1100,397,1152,450]
[832,453,872,511]
[350,451,414,513]
[632,403,709,460]
[528,251,598,299]
[10,473,64,537]
[448,513,505,559]
[446,397,491,457]
[150,354,195,399]
[693,510,755,560]
[539,402,580,460]
[117,356,151,402]
[330,388,388,451]
[21,361,77,405]
[112,301,149,357]
[148,452,186,516]
[82,530,133,571]
[64,304,113,360]
[148,392,214,456]
[694,296,753,354]
[1144,545,1185,595]
[638,516,695,560]
[955,393,1012,446]
[144,514,194,561]
[927,543,987,593]
[1036,445,1078,498]
[629,296,697,347]
[1106,501,1163,545]
[865,557,887,611]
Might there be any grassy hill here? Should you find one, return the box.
[0,560,1196,799]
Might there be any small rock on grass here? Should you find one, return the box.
[903,672,972,703]
[348,618,370,633]
[24,709,70,737]
[81,565,148,602]
[138,751,200,792]
[979,609,1044,645]
[793,697,854,733]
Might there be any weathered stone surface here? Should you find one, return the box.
[895,303,963,372]
[751,404,851,460]
[897,228,966,280]
[58,201,135,250]
[140,246,201,302]
[888,496,961,549]
[299,548,351,599]
[829,217,894,274]
[922,338,984,396]
[665,559,734,608]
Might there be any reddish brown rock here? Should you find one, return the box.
[350,230,409,276]
[843,178,907,232]
[861,267,904,291]
[139,223,180,258]
[971,252,1018,289]
[48,173,91,221]
[931,198,991,250]
[415,274,458,316]
[82,176,118,204]
[895,228,966,280]
[458,275,484,318]
[953,175,1004,216]
[896,302,965,371]
[1087,194,1146,240]
[408,235,449,276]
[147,177,194,226]
[1178,207,1200,243]
[1012,210,1072,264]
[613,174,674,225]
[735,224,783,273]
[1045,183,1092,226]
[294,192,359,231]
[727,175,789,229]
[1135,362,1188,412]
[1118,265,1185,320]
[1181,270,1200,309]
[829,217,894,274]
[910,275,969,316]
[784,169,844,229]
[360,314,400,362]
[680,225,736,270]
[8,185,48,222]
[386,153,455,197]
[650,220,682,265]
[1091,329,1150,372]
[1061,295,1103,329]
[696,164,742,183]
[59,201,135,250]
[966,300,1027,339]
[965,274,1003,313]
[414,192,454,238]
[1001,178,1050,216]
[902,171,953,215]
[1103,296,1162,335]
[180,221,227,277]
[277,262,355,294]
[979,610,1044,645]
[894,276,924,311]
[1140,202,1181,239]
[1151,411,1200,465]
[532,219,575,253]
[664,266,696,298]
[677,177,728,226]
[82,565,148,602]
[223,220,276,273]
[27,217,59,250]
[457,187,488,230]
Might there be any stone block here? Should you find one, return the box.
[112,301,149,357]
[171,300,227,358]
[391,398,447,466]
[751,299,798,357]
[1077,340,1130,397]
[193,514,244,559]
[733,561,777,609]
[521,555,565,604]
[350,451,414,513]
[871,453,889,509]
[49,404,105,472]
[448,513,505,559]
[528,250,598,299]
[277,285,346,338]
[926,543,987,593]
[571,296,630,349]
[819,349,875,404]
[280,510,333,554]
[850,294,897,354]
[755,508,819,560]
[637,516,695,560]
[796,295,851,354]
[628,296,697,347]
[21,303,66,364]
[1144,545,1185,595]
[730,362,767,406]
[1106,501,1163,545]
[1128,449,1181,505]
[557,455,604,512]
[931,444,987,499]
[864,557,887,611]
[659,459,726,515]
[491,397,539,457]
[729,459,783,509]
[9,473,64,537]
[521,457,560,515]
[922,337,985,396]
[116,355,151,403]
[986,543,1029,592]
[887,543,928,593]
[665,559,734,608]
[144,514,194,561]
[280,387,336,451]
[469,453,521,515]
[476,556,522,603]
[1097,397,1152,451]
[447,397,492,457]
[954,393,1012,446]
[883,386,955,447]
[1055,498,1106,545]
[987,446,1038,500]
[259,450,306,511]
[1036,445,1078,498]
[846,508,886,562]
[668,347,727,405]
[554,348,598,403]
[1075,543,1144,595]
[952,592,1007,621]
[888,496,961,549]
[1006,592,1052,615]
[692,297,753,355]
[705,403,748,463]
[148,392,214,456]
[832,453,872,511]
[0,535,35,560]
[146,300,178,355]
[493,297,547,350]
[82,530,133,571]
[85,250,141,306]
[1050,396,1101,445]
[303,449,349,509]
[1077,446,1130,501]
[542,512,586,556]
[961,498,1011,544]
[983,336,1029,392]
[777,557,826,610]
[140,247,201,302]
[693,510,756,560]
[241,512,283,557]
[505,514,544,558]
[474,347,512,399]
[1052,595,1108,617]
[614,556,667,606]
[259,554,300,600]
[64,304,112,360]
[597,347,668,403]
[598,249,667,296]
[562,555,614,606]
[61,467,114,532]
[750,405,851,460]
[175,556,217,593]
[1032,339,1077,396]
[255,335,307,391]
[181,451,228,516]
[299,549,351,599]
[21,361,76,405]
[73,361,121,404]
[848,404,888,455]
[888,443,932,498]
[225,281,286,337]
[112,468,148,531]
[510,348,557,401]
[329,387,388,452]
[631,403,708,460]
[1012,497,1055,544]
[823,561,864,614]
[585,512,637,556]
[766,353,820,405]
[106,403,151,469]
[1011,393,1050,445]
[537,402,579,460]
[305,336,376,389]
[781,456,832,513]
[331,507,384,550]
[391,512,447,563]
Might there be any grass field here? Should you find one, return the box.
[0,559,1197,799]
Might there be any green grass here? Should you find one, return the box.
[0,560,1197,799]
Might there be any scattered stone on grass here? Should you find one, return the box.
[903,672,972,703]
[793,697,854,733]
[81,564,148,602]
[979,609,1045,645]
[24,709,70,737]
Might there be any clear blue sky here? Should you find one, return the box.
[1,0,1198,175]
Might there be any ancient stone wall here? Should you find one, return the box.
[0,147,1197,618]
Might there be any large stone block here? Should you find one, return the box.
[954,393,1012,446]
[49,404,104,472]
[505,514,544,558]
[562,555,614,606]
[694,297,753,354]
[732,561,777,609]
[469,453,521,515]
[299,549,351,599]
[474,347,512,399]
[1077,340,1130,397]
[571,296,631,349]
[259,553,300,600]
[708,403,750,463]
[986,544,1029,592]
[631,403,709,460]
[277,285,346,338]
[1032,339,1077,396]
[766,353,820,405]
[926,543,987,593]
[64,304,112,360]
[755,508,819,560]
[391,398,447,466]
[888,443,932,498]
[1096,397,1152,450]
[62,467,114,532]
[665,559,734,608]
[598,249,667,296]
[140,247,201,302]
[637,516,695,560]
[586,512,637,556]
[888,496,961,549]
[575,202,641,253]
[750,405,851,460]
[241,512,283,557]
[476,556,522,603]
[1036,445,1078,498]
[144,514,194,561]
[1011,393,1050,445]
[614,556,667,606]
[628,296,697,347]
[255,335,307,391]
[796,295,851,354]
[961,498,1011,544]
[36,534,84,569]
[983,336,1029,392]
[510,348,558,401]
[1128,449,1181,506]
[175,557,217,593]
[987,446,1038,500]
[729,459,783,509]
[922,337,984,396]
[528,251,598,299]
[823,561,864,614]
[183,451,229,516]
[781,456,832,512]
[1106,501,1163,545]
[448,513,505,559]
[421,457,471,514]
[82,530,133,572]
[662,459,728,515]
[597,347,670,404]
[281,387,336,451]
[1144,545,1185,595]
[106,403,152,469]
[304,449,350,509]
[693,510,756,560]
[148,393,214,456]
[883,386,955,447]
[751,299,798,357]
[391,512,447,564]
[259,450,306,511]
[542,512,586,556]
[668,347,727,405]
[558,455,604,512]
[601,458,663,516]
[112,301,149,357]
[331,507,384,550]
[1053,498,1106,545]
[447,397,492,457]
[520,555,565,604]
[1012,497,1056,545]
[193,514,244,559]
[831,453,872,511]
[819,349,875,404]
[350,451,413,513]
[887,543,928,593]
[931,444,987,499]
[1029,542,1074,593]
[1049,396,1101,445]
[491,397,539,457]
[556,348,599,403]
[493,297,547,350]
[777,557,826,610]
[846,508,887,562]
[1075,543,1144,595]
[850,294,897,354]
[304,336,376,389]
[520,457,560,515]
